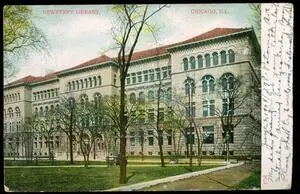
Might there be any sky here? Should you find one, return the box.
[11,4,256,82]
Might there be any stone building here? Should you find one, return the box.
[3,27,261,160]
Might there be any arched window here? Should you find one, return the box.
[197,55,203,68]
[138,92,145,103]
[72,81,75,90]
[85,78,88,88]
[80,94,89,107]
[50,105,54,111]
[205,54,211,67]
[221,73,235,91]
[148,90,154,102]
[184,78,195,96]
[18,93,20,100]
[45,106,49,114]
[202,75,215,93]
[15,107,21,117]
[35,107,38,115]
[80,79,83,89]
[94,76,97,87]
[89,77,92,87]
[98,76,102,85]
[228,49,235,63]
[40,107,43,116]
[183,58,188,71]
[166,87,172,101]
[129,93,136,104]
[68,82,71,91]
[8,107,13,118]
[220,50,226,64]
[76,80,79,90]
[190,56,196,69]
[212,52,218,66]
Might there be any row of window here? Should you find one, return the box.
[33,88,59,101]
[4,107,21,119]
[34,104,59,116]
[183,49,235,71]
[128,88,172,104]
[184,73,235,96]
[4,121,22,133]
[126,66,171,85]
[68,75,102,91]
[4,92,21,103]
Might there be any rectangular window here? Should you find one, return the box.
[130,137,135,146]
[148,137,153,145]
[149,70,154,81]
[222,125,234,143]
[132,73,136,84]
[203,101,208,117]
[156,68,161,80]
[167,135,172,145]
[162,67,168,78]
[137,72,142,83]
[209,100,215,116]
[143,70,148,82]
[148,109,154,122]
[159,108,164,122]
[126,75,131,85]
[203,126,214,144]
[186,134,195,144]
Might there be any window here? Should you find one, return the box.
[222,98,234,115]
[55,89,58,96]
[220,50,227,64]
[148,90,154,102]
[130,132,135,146]
[228,49,235,63]
[166,87,172,101]
[149,70,155,81]
[15,107,21,117]
[197,55,203,68]
[205,54,211,67]
[212,52,218,66]
[138,92,145,103]
[183,58,188,71]
[222,125,234,143]
[132,73,136,84]
[8,108,13,118]
[184,78,195,96]
[94,76,97,87]
[158,108,164,122]
[80,79,83,89]
[203,100,215,116]
[129,93,136,104]
[85,78,88,88]
[47,90,50,98]
[185,102,196,117]
[51,90,55,98]
[167,133,172,145]
[156,68,161,80]
[126,74,131,85]
[148,109,154,122]
[143,70,148,82]
[185,128,195,144]
[89,77,92,87]
[158,131,163,145]
[202,75,215,93]
[137,72,142,83]
[98,76,102,85]
[148,131,154,145]
[168,66,171,77]
[72,81,75,90]
[162,67,168,78]
[221,73,234,91]
[203,126,214,144]
[190,56,196,69]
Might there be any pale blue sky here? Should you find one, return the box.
[12,4,256,81]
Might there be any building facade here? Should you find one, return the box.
[3,27,261,160]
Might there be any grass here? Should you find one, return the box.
[4,165,220,192]
[233,168,261,190]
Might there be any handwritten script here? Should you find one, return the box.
[261,3,293,190]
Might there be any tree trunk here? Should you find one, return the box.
[69,134,74,164]
[93,141,96,160]
[141,139,144,161]
[158,138,165,167]
[119,78,127,184]
[189,129,193,168]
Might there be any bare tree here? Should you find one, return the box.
[109,4,168,183]
[56,96,77,164]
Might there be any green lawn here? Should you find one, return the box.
[233,168,261,190]
[4,165,220,192]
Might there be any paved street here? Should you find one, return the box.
[140,162,260,191]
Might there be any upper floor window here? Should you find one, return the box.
[162,67,168,78]
[94,76,97,87]
[203,100,215,117]
[137,72,142,83]
[190,56,196,69]
[197,55,203,68]
[155,68,161,80]
[8,108,13,118]
[202,75,215,93]
[76,80,79,90]
[184,78,195,96]
[220,50,227,64]
[80,79,84,89]
[98,76,102,86]
[221,73,234,91]
[72,81,75,90]
[205,54,211,67]
[228,49,235,63]
[149,70,155,81]
[85,78,88,88]
[185,102,196,118]
[166,87,172,101]
[15,107,21,117]
[183,58,188,71]
[143,71,149,82]
[89,77,92,87]
[212,52,218,66]
[126,74,131,85]
[132,73,136,84]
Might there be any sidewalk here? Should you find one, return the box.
[104,162,246,191]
